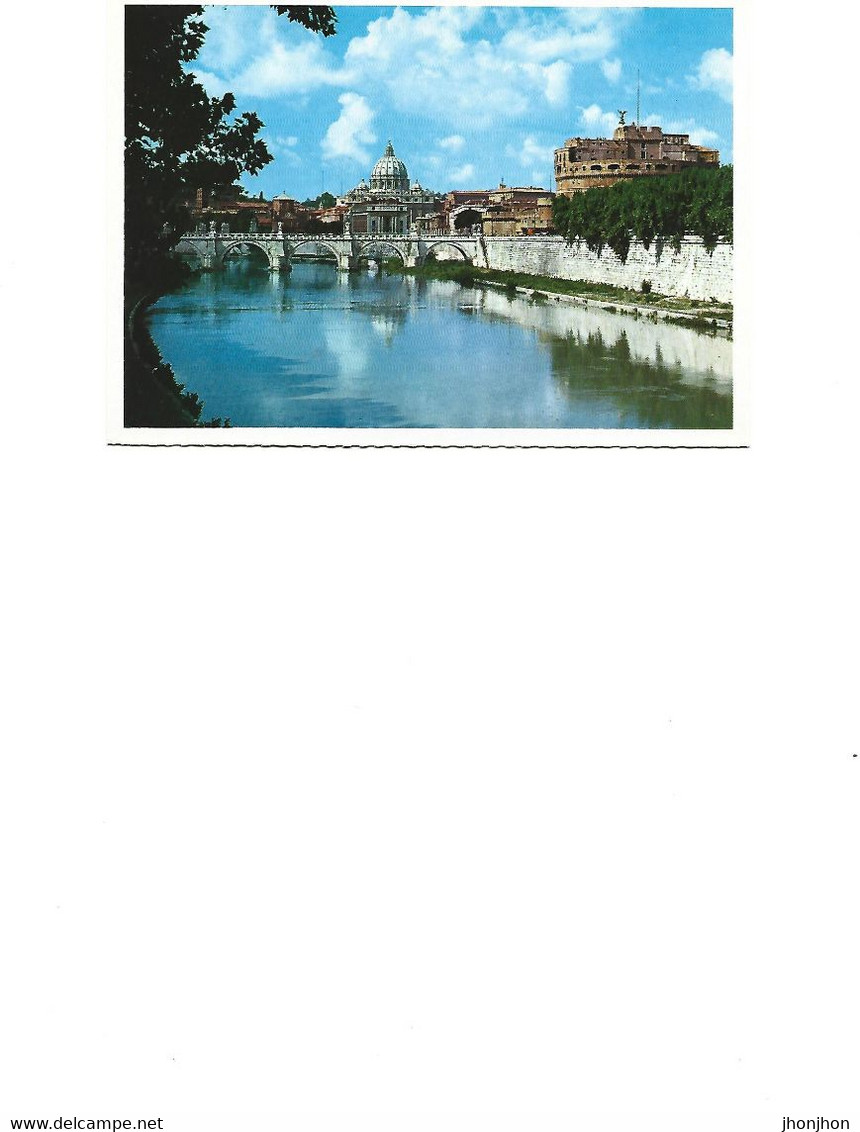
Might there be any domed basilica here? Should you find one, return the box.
[340,141,442,236]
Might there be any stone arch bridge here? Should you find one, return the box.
[175,231,487,272]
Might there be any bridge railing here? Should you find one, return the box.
[180,230,487,242]
[180,229,573,242]
[180,230,349,240]
[418,228,481,238]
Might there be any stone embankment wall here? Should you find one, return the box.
[480,235,732,304]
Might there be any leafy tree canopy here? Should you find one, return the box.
[125,4,336,283]
[301,192,337,209]
[552,166,732,260]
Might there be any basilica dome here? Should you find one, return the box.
[370,141,410,193]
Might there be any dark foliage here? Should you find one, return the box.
[272,6,337,36]
[124,3,335,425]
[125,4,336,285]
[301,192,337,209]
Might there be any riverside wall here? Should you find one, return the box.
[480,235,732,304]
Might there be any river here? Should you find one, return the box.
[144,258,732,429]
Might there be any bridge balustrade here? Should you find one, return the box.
[183,231,353,241]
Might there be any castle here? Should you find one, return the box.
[554,118,719,196]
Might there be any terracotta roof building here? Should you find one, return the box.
[481,185,555,236]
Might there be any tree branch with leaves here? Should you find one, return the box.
[124,4,336,284]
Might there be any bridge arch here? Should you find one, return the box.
[355,240,408,266]
[174,238,207,265]
[419,241,473,265]
[449,206,482,231]
[287,240,342,264]
[218,239,276,267]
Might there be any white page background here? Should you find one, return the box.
[1,1,857,1130]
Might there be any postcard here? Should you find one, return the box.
[112,3,742,446]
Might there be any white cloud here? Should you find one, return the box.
[321,93,377,164]
[229,38,353,97]
[346,6,483,67]
[267,134,302,166]
[193,8,353,98]
[663,119,720,148]
[687,126,720,147]
[507,135,556,170]
[601,58,622,83]
[195,6,632,139]
[581,104,619,135]
[499,10,620,64]
[193,4,636,144]
[688,47,733,103]
[541,59,572,106]
[450,163,476,184]
[197,6,263,74]
[343,7,625,128]
[190,69,231,98]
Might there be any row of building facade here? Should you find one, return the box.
[187,119,719,239]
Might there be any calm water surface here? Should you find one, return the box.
[146,259,732,429]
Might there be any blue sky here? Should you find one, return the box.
[190,5,733,201]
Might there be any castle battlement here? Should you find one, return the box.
[555,124,719,196]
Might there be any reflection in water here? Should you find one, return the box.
[370,306,408,345]
[470,286,732,386]
[146,260,732,428]
[548,329,730,428]
[547,326,731,429]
